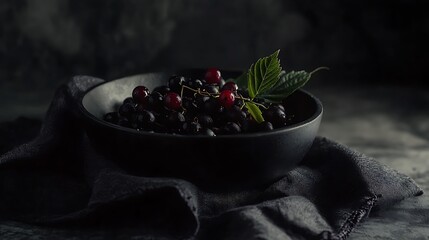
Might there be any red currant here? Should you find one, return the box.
[218,90,235,109]
[164,92,182,110]
[204,68,221,84]
[221,82,238,92]
[132,86,150,104]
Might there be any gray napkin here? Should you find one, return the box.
[0,76,423,240]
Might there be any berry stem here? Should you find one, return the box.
[181,85,214,98]
[180,84,267,109]
[180,85,268,113]
[236,96,268,109]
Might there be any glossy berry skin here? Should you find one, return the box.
[119,103,135,118]
[263,107,286,128]
[196,95,210,109]
[202,98,216,113]
[221,82,238,92]
[200,128,216,136]
[203,98,222,115]
[218,90,235,109]
[203,84,219,94]
[168,76,185,93]
[135,104,145,113]
[225,105,246,123]
[152,86,171,96]
[234,98,244,107]
[271,103,285,112]
[182,97,198,114]
[183,121,202,134]
[133,110,156,129]
[219,79,226,89]
[142,110,156,123]
[191,122,202,134]
[258,121,274,131]
[147,91,164,110]
[167,111,186,129]
[123,97,134,105]
[197,114,213,128]
[204,68,222,84]
[132,86,150,104]
[240,119,256,133]
[115,72,293,135]
[164,92,182,110]
[222,122,241,134]
[187,79,203,89]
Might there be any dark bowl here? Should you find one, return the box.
[78,70,323,191]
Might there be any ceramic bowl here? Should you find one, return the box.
[78,70,323,190]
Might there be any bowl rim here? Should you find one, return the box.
[78,72,323,139]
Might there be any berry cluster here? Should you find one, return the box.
[104,68,291,136]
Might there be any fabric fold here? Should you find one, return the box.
[0,76,423,240]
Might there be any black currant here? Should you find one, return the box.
[132,86,150,104]
[221,82,238,92]
[132,110,156,129]
[104,112,119,124]
[166,111,186,129]
[203,84,219,94]
[200,128,216,136]
[187,79,203,89]
[225,105,246,123]
[117,117,131,128]
[258,121,274,131]
[271,103,285,112]
[263,107,286,128]
[119,103,135,118]
[196,95,211,109]
[240,119,257,133]
[183,121,202,135]
[147,91,164,110]
[182,97,199,114]
[203,98,221,115]
[234,98,244,107]
[168,75,185,93]
[222,122,241,134]
[219,79,226,88]
[153,85,171,96]
[123,97,134,105]
[197,114,213,128]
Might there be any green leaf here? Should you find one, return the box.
[260,70,311,103]
[245,102,264,123]
[232,72,248,91]
[261,67,327,103]
[247,50,282,99]
[270,70,286,90]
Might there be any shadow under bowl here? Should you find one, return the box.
[78,71,323,191]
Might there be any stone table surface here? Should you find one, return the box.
[312,85,429,240]
[0,85,428,239]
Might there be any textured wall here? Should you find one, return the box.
[1,0,428,92]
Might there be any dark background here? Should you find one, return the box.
[0,0,428,120]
